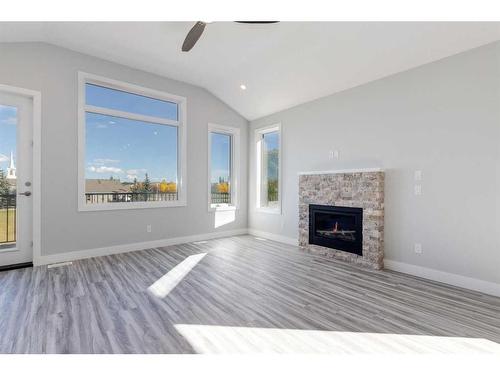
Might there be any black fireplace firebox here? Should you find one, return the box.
[309,204,363,256]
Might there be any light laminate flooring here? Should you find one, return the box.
[1,235,500,354]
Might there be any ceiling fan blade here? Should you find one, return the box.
[234,21,279,24]
[182,21,206,52]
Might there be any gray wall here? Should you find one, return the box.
[2,41,499,285]
[0,42,248,256]
[249,42,500,284]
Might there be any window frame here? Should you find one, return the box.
[255,123,282,214]
[77,71,187,211]
[207,123,240,212]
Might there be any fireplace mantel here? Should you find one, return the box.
[299,170,384,269]
[298,168,383,175]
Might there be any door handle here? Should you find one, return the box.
[18,191,32,197]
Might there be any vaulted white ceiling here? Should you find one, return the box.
[1,22,499,120]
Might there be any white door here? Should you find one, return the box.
[0,91,33,267]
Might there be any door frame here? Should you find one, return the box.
[0,84,41,266]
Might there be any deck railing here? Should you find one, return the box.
[0,194,16,245]
[86,192,233,205]
[85,192,179,204]
[210,192,230,204]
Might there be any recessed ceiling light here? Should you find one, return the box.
[240,84,247,90]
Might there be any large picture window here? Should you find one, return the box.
[208,124,240,210]
[78,72,187,210]
[256,124,281,213]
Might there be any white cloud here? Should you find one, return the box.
[93,158,120,164]
[88,166,123,174]
[126,168,147,176]
[211,169,230,183]
[0,117,17,126]
[124,168,148,181]
[0,153,8,163]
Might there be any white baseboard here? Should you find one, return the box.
[34,228,248,266]
[247,228,298,246]
[34,227,500,298]
[247,230,500,297]
[384,259,500,298]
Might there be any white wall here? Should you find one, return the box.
[0,42,248,257]
[1,40,499,289]
[249,42,500,285]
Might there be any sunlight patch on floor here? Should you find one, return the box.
[174,324,500,354]
[147,253,206,298]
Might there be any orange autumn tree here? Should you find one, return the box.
[216,181,229,194]
[159,179,177,193]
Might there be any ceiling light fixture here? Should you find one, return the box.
[240,84,247,90]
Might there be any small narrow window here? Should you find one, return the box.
[256,124,281,213]
[208,124,240,210]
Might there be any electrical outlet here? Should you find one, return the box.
[414,170,422,181]
[146,224,152,233]
[414,243,422,254]
[414,185,422,196]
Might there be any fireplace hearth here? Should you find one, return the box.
[309,205,363,256]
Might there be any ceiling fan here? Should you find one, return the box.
[182,21,279,52]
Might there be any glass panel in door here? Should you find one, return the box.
[0,104,17,249]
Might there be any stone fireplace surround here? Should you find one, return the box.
[298,169,384,269]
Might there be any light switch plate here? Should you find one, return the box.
[414,185,422,195]
[414,170,422,181]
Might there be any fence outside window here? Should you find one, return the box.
[211,192,230,204]
[0,194,16,245]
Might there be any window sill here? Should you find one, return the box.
[209,205,238,212]
[0,246,19,254]
[78,200,187,212]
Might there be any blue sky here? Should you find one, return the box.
[86,113,178,182]
[86,84,181,183]
[210,132,230,183]
[86,84,178,120]
[0,105,17,173]
[86,84,233,184]
[264,131,279,152]
[1,86,241,185]
[264,131,279,180]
